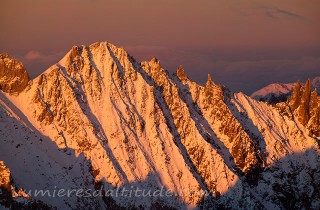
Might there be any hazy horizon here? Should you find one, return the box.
[1,0,320,94]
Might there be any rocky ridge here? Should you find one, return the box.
[0,42,319,209]
[277,79,320,138]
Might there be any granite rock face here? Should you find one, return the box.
[288,80,320,137]
[0,53,30,94]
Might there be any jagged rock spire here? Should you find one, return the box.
[150,56,159,64]
[289,80,302,111]
[310,89,318,107]
[287,78,320,136]
[176,64,188,81]
[0,53,30,94]
[302,79,311,103]
[0,53,9,59]
[205,73,215,88]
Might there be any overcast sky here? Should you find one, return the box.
[1,0,320,94]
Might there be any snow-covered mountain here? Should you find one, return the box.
[251,77,320,104]
[0,42,319,210]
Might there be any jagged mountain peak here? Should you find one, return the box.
[0,53,9,59]
[205,73,217,90]
[205,73,217,87]
[283,79,320,136]
[58,41,130,65]
[176,64,189,81]
[150,56,160,64]
[1,42,320,209]
[0,53,30,94]
[37,41,136,84]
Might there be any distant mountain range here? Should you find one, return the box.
[251,77,320,104]
[0,42,319,209]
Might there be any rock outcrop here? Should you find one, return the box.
[0,53,30,94]
[288,80,320,137]
[0,161,11,193]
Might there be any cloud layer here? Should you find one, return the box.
[21,51,64,78]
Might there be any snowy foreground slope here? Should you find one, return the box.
[0,42,319,210]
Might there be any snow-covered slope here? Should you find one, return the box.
[251,83,295,103]
[311,77,320,90]
[0,42,319,209]
[251,77,320,103]
[0,92,102,209]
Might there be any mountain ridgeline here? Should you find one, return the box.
[0,42,319,210]
[251,77,320,104]
[278,79,320,137]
